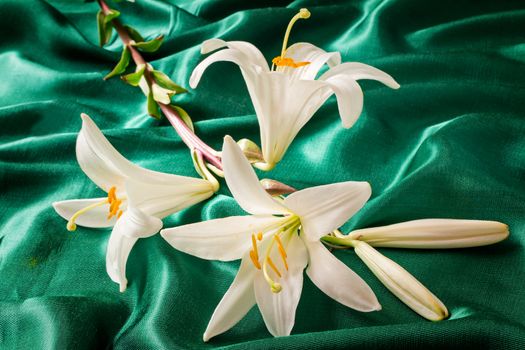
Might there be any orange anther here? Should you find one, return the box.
[117,210,123,219]
[251,234,259,257]
[108,186,117,201]
[272,56,310,68]
[250,250,261,270]
[257,232,263,241]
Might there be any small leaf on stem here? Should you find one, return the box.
[103,9,120,24]
[121,64,146,86]
[171,105,194,132]
[147,92,161,119]
[132,35,164,52]
[152,70,187,94]
[97,10,114,46]
[124,25,144,42]
[104,46,131,80]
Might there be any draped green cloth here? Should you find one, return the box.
[1,0,524,348]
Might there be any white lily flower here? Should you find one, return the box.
[161,135,380,340]
[53,114,215,292]
[348,219,509,248]
[189,8,399,170]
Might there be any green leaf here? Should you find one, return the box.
[104,47,131,80]
[147,92,161,119]
[97,10,113,46]
[121,64,146,86]
[132,35,164,52]
[152,70,187,94]
[124,25,144,43]
[171,105,194,132]
[103,9,120,24]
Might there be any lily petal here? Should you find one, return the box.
[203,254,257,342]
[354,240,448,321]
[223,136,288,215]
[279,42,341,81]
[254,233,308,337]
[284,181,371,241]
[320,62,400,89]
[161,215,288,261]
[322,74,364,128]
[349,219,509,249]
[124,177,214,219]
[201,39,269,72]
[80,114,209,188]
[52,198,117,228]
[76,117,126,192]
[106,207,163,292]
[251,73,329,165]
[190,48,261,89]
[305,240,380,311]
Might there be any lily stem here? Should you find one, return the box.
[97,0,222,170]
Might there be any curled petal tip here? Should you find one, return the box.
[189,73,198,89]
[80,113,91,122]
[203,332,211,342]
[119,282,127,293]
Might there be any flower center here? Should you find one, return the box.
[66,186,125,231]
[249,218,300,293]
[272,8,311,70]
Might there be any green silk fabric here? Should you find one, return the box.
[1,0,524,348]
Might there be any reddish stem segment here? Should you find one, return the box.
[97,0,222,170]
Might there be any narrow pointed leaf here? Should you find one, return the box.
[132,35,164,52]
[104,47,131,80]
[97,10,113,46]
[121,64,146,86]
[124,25,144,43]
[152,70,187,94]
[147,92,161,119]
[171,105,194,131]
[103,9,120,24]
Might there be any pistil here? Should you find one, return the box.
[272,8,311,69]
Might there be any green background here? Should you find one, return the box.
[1,0,524,348]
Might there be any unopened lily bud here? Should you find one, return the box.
[260,179,296,196]
[354,240,448,321]
[237,138,264,163]
[349,219,509,249]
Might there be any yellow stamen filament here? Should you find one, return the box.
[266,257,282,278]
[272,8,311,69]
[274,235,289,271]
[66,199,108,231]
[262,232,284,293]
